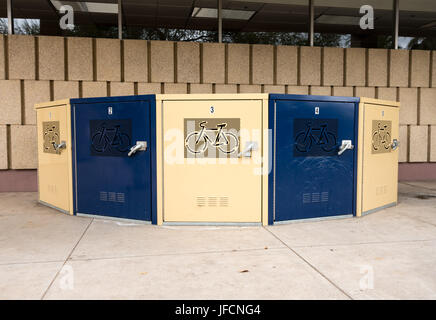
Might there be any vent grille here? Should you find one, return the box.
[376,185,388,196]
[196,196,229,207]
[100,191,125,203]
[303,192,329,204]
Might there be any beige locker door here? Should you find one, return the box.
[162,99,263,223]
[361,104,399,213]
[37,105,72,213]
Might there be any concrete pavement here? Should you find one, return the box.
[1,182,436,299]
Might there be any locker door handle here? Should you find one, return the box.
[391,139,399,150]
[128,141,147,157]
[238,141,258,158]
[52,141,66,152]
[338,140,354,156]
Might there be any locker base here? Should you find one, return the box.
[361,202,397,217]
[76,213,152,225]
[163,222,262,226]
[273,214,353,225]
[38,200,71,215]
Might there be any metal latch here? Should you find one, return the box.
[338,140,354,156]
[52,141,66,153]
[391,139,399,151]
[238,141,258,158]
[128,141,147,157]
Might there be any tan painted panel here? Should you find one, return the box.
[161,98,264,223]
[357,102,399,216]
[36,102,73,214]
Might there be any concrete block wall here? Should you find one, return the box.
[0,35,434,171]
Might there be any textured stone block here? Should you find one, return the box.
[377,87,397,101]
[10,125,37,169]
[355,87,376,98]
[190,84,212,94]
[299,46,321,86]
[345,48,366,86]
[202,43,225,84]
[38,36,64,80]
[177,42,200,83]
[322,47,344,86]
[96,39,121,81]
[419,88,436,125]
[263,85,285,93]
[399,125,408,162]
[276,45,297,85]
[227,44,249,84]
[0,125,7,169]
[252,44,274,85]
[164,83,187,94]
[8,35,35,80]
[410,50,430,87]
[123,39,148,82]
[0,35,5,79]
[239,84,261,93]
[110,82,134,96]
[398,88,418,125]
[150,41,174,83]
[215,84,237,93]
[389,49,409,87]
[287,86,309,95]
[82,81,107,98]
[23,80,50,125]
[332,87,353,97]
[0,80,21,125]
[409,125,428,162]
[310,86,331,96]
[431,126,436,162]
[137,83,161,94]
[53,81,79,100]
[368,49,388,87]
[67,37,93,81]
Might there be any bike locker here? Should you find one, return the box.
[70,95,157,222]
[355,98,400,217]
[268,94,360,224]
[35,100,74,215]
[155,94,270,225]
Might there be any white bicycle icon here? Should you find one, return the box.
[185,121,239,154]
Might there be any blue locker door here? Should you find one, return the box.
[274,99,357,221]
[74,101,151,221]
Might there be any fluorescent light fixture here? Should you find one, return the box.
[316,15,361,25]
[51,0,118,14]
[192,7,255,20]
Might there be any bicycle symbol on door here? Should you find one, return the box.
[372,120,392,154]
[184,118,240,157]
[90,119,132,157]
[294,119,338,157]
[43,121,60,154]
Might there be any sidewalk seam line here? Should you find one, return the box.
[264,226,354,300]
[40,218,94,300]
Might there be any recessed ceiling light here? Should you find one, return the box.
[191,7,255,21]
[50,0,118,14]
[316,15,361,25]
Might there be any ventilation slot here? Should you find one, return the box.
[108,192,116,202]
[321,192,329,202]
[303,193,311,204]
[220,196,229,207]
[208,196,218,207]
[100,191,108,202]
[311,192,320,203]
[116,193,125,203]
[196,196,206,207]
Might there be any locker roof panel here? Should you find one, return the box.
[70,94,156,105]
[34,99,71,110]
[359,97,400,108]
[269,94,360,103]
[157,93,269,101]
